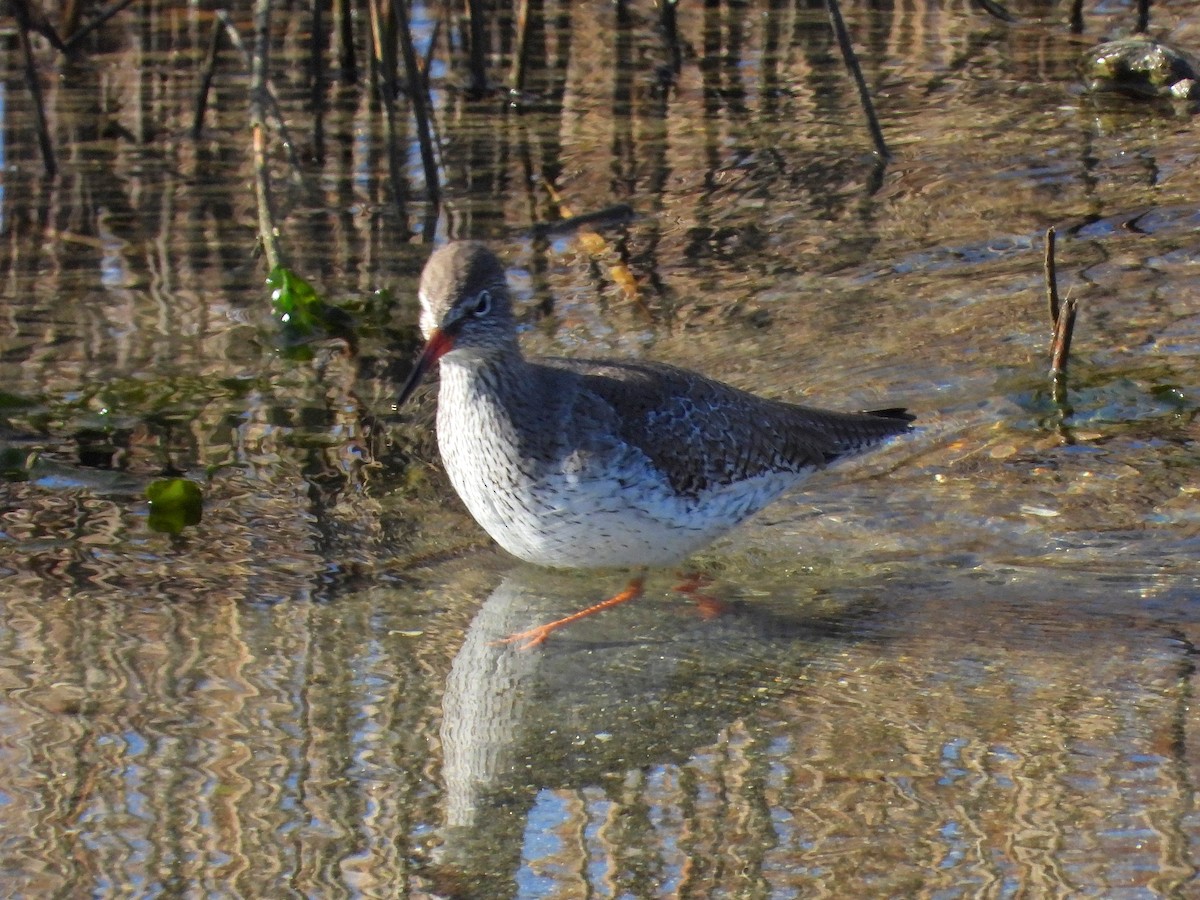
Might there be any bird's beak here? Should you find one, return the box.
[397,327,455,407]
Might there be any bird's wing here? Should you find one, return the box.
[535,357,907,499]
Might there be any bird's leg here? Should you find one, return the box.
[673,572,727,619]
[493,575,646,650]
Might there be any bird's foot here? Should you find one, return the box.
[491,621,561,651]
[674,572,727,620]
[491,576,646,650]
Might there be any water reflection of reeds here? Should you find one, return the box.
[1,0,1200,895]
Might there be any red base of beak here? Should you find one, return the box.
[397,328,455,407]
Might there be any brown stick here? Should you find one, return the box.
[1044,225,1059,326]
[1045,226,1078,406]
[250,0,282,271]
[1050,298,1077,379]
[529,203,636,240]
[421,18,441,92]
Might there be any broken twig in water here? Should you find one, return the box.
[1044,227,1078,405]
[1050,296,1078,407]
[1045,225,1060,325]
[825,0,889,161]
[1050,299,1078,377]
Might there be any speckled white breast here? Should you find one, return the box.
[435,359,806,569]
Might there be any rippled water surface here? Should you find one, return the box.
[2,1,1200,896]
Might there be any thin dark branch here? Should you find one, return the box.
[465,0,489,97]
[970,0,1015,24]
[310,0,327,163]
[59,0,84,44]
[192,16,224,138]
[659,0,682,74]
[1135,0,1150,34]
[368,0,410,220]
[1069,0,1084,34]
[16,16,57,177]
[10,0,66,50]
[421,18,441,92]
[334,0,358,83]
[62,0,140,52]
[368,0,398,96]
[393,0,441,210]
[528,203,636,240]
[825,0,889,161]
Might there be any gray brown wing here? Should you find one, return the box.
[537,357,912,499]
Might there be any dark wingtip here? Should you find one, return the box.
[864,407,916,424]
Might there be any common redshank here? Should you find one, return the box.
[398,241,913,645]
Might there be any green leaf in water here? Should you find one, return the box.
[268,266,326,335]
[267,266,357,352]
[1149,383,1190,410]
[146,478,204,533]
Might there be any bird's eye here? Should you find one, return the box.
[470,290,492,318]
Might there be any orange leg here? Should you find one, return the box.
[673,572,727,620]
[493,576,646,650]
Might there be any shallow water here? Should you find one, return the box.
[2,1,1200,896]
